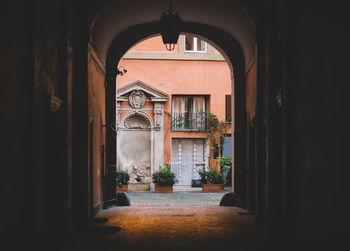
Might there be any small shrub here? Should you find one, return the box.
[198,166,226,185]
[152,164,178,186]
[116,169,130,187]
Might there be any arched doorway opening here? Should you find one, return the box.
[115,34,232,197]
[87,0,257,215]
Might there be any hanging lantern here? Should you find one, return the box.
[159,0,182,51]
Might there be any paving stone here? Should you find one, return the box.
[127,187,231,206]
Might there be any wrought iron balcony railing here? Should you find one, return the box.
[171,112,206,131]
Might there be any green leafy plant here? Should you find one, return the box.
[218,155,231,172]
[204,112,230,162]
[218,155,232,180]
[218,155,231,167]
[198,166,226,185]
[152,164,178,186]
[116,169,130,187]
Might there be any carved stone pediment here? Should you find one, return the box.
[117,80,168,103]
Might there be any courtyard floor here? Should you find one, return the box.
[127,186,232,206]
[62,186,271,251]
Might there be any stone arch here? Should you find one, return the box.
[91,1,256,209]
[105,22,247,198]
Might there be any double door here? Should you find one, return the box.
[171,139,205,186]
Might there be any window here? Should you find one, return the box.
[213,135,231,159]
[172,96,206,131]
[225,95,231,122]
[184,35,207,52]
[222,134,232,158]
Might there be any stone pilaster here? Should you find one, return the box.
[153,102,165,172]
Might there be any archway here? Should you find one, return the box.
[88,0,257,213]
[104,23,249,207]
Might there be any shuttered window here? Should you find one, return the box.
[225,94,231,122]
[172,96,206,131]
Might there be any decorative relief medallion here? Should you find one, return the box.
[129,89,146,109]
[124,112,151,129]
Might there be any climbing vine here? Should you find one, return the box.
[202,111,231,168]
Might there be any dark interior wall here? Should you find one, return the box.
[34,0,68,231]
[245,61,257,213]
[33,0,71,247]
[245,1,347,246]
[1,0,73,249]
[285,2,346,243]
[0,0,35,242]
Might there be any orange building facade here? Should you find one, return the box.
[116,35,232,189]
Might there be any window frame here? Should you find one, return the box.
[171,95,206,115]
[184,35,207,53]
[171,95,207,131]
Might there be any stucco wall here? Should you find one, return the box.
[117,37,232,166]
[117,60,231,120]
[88,45,106,209]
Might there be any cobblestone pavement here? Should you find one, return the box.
[127,186,232,206]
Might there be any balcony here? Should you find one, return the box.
[171,112,206,131]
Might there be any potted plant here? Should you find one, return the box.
[198,166,226,192]
[116,169,130,193]
[152,164,178,193]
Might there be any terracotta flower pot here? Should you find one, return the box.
[201,184,224,192]
[116,184,128,193]
[155,185,173,193]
